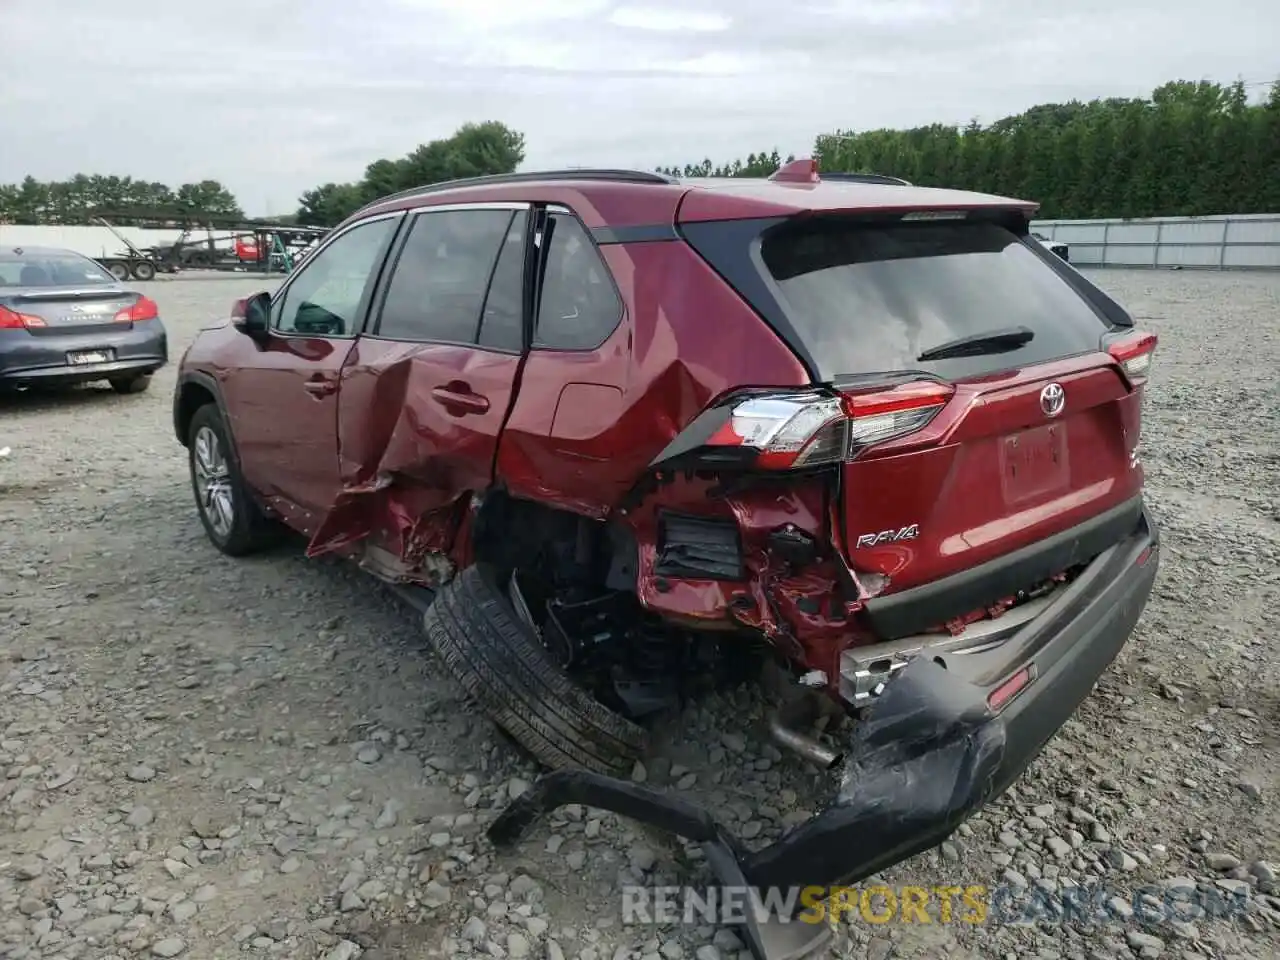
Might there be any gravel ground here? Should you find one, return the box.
[1,269,1277,960]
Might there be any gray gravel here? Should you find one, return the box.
[1,269,1277,960]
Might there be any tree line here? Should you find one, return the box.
[4,79,1277,228]
[0,175,242,224]
[667,80,1280,220]
[294,122,527,227]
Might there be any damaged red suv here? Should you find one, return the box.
[174,160,1159,914]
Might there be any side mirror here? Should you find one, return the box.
[231,292,271,340]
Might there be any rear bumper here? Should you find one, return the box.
[488,506,1159,960]
[0,318,168,385]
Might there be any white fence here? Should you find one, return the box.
[1030,213,1280,270]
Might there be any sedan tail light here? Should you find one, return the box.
[113,296,159,323]
[0,305,45,329]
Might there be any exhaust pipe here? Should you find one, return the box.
[767,695,844,770]
[768,713,842,770]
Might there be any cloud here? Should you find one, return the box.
[0,0,1275,215]
[608,7,732,32]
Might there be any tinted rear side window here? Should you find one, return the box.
[533,212,622,351]
[758,220,1111,381]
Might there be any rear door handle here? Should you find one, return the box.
[304,378,337,397]
[431,384,490,415]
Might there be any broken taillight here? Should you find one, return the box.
[667,379,955,472]
[1107,330,1157,386]
[706,393,847,469]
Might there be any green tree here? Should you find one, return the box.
[294,121,527,226]
[666,78,1280,219]
[296,182,366,227]
[175,180,242,218]
[0,174,238,224]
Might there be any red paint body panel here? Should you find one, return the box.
[496,241,809,516]
[200,321,352,520]
[841,354,1144,592]
[308,337,522,557]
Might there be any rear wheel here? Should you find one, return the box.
[104,261,129,281]
[187,404,277,556]
[131,260,157,281]
[109,374,151,394]
[423,564,649,775]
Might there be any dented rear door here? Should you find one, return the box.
[313,203,532,558]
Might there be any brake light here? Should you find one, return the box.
[1107,331,1157,385]
[0,305,45,329]
[113,296,159,323]
[682,380,954,472]
[841,380,955,456]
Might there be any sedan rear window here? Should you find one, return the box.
[759,219,1110,381]
[0,251,116,287]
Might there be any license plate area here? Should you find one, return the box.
[67,349,115,366]
[1000,423,1069,503]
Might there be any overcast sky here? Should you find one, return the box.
[1,0,1275,215]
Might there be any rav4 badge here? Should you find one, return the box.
[854,524,920,549]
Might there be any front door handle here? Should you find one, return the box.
[431,383,490,415]
[304,378,337,398]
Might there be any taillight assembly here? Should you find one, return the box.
[114,296,159,323]
[840,380,955,457]
[0,305,44,329]
[707,394,847,470]
[655,379,955,473]
[1107,330,1157,386]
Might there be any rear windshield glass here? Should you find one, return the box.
[0,252,116,287]
[759,220,1109,381]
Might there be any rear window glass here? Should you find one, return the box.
[759,220,1109,381]
[0,252,116,287]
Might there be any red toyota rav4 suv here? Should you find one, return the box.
[173,161,1159,908]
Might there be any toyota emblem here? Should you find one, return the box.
[1040,382,1065,418]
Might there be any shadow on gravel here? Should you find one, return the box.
[0,382,132,415]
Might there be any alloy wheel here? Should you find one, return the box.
[193,426,235,539]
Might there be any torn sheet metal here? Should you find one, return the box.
[487,657,1006,960]
[623,476,870,685]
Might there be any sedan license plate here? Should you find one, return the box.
[67,349,114,366]
[1001,423,1069,504]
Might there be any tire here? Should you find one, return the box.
[186,403,277,556]
[108,374,151,394]
[131,260,157,281]
[424,565,649,775]
[104,261,130,282]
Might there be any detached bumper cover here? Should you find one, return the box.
[488,509,1159,960]
[0,318,168,384]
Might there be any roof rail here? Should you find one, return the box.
[352,168,677,217]
[821,172,913,186]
